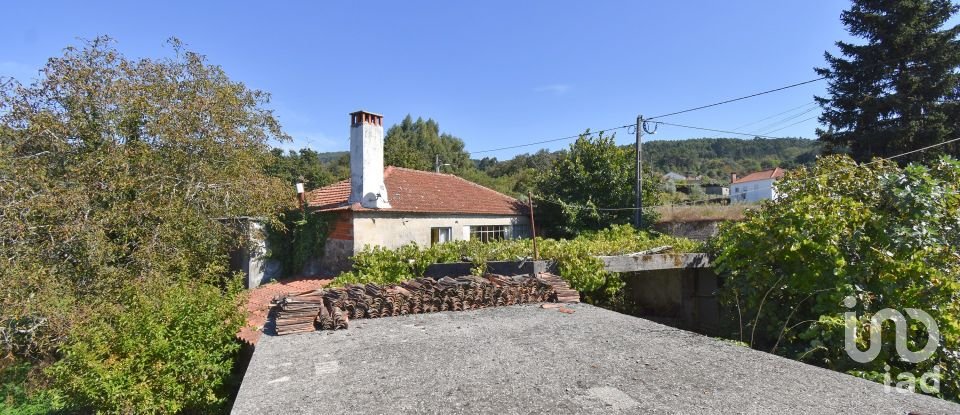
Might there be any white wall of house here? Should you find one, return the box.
[730,178,778,203]
[352,212,530,251]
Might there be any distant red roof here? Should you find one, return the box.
[732,167,785,184]
[306,166,526,216]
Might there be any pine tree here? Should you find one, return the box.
[816,0,960,162]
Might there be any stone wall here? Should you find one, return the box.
[654,220,724,241]
[313,238,354,276]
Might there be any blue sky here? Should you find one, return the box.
[4,1,870,158]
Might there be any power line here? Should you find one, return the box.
[535,136,960,212]
[729,101,818,132]
[468,117,813,156]
[469,54,936,156]
[469,124,632,155]
[649,121,807,140]
[646,52,934,122]
[647,78,825,120]
[756,116,820,136]
[751,107,819,135]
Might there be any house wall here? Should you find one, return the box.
[313,211,354,276]
[351,212,530,251]
[730,178,777,203]
[223,218,283,289]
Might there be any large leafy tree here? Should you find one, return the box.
[0,37,290,411]
[536,131,661,237]
[383,115,471,172]
[713,155,960,400]
[266,147,338,190]
[816,0,960,162]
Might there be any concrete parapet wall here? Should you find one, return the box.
[423,260,554,279]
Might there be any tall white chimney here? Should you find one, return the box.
[348,110,391,209]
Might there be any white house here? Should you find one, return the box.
[729,167,785,203]
[306,110,530,273]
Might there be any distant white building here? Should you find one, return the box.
[730,168,785,203]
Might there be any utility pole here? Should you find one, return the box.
[434,155,450,173]
[634,115,643,228]
[527,192,539,261]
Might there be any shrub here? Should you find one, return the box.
[0,38,289,410]
[1,360,64,415]
[712,155,960,400]
[48,277,245,413]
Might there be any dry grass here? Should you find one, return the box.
[655,203,756,223]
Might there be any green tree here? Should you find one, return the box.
[0,37,290,411]
[266,148,337,190]
[383,115,471,172]
[536,131,662,237]
[712,155,960,400]
[816,0,960,162]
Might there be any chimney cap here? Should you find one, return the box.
[349,110,383,117]
[350,110,384,127]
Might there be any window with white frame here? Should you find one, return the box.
[469,225,507,242]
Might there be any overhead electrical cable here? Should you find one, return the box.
[647,121,805,140]
[646,78,825,120]
[728,101,818,131]
[750,107,819,135]
[755,116,820,136]
[469,124,632,155]
[537,136,960,212]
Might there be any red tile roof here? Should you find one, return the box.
[306,166,526,215]
[732,167,785,184]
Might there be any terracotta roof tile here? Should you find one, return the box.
[306,179,351,211]
[237,277,333,345]
[732,167,785,184]
[305,166,526,215]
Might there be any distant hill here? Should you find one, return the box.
[314,151,348,164]
[272,137,822,195]
[637,137,821,182]
[474,137,821,184]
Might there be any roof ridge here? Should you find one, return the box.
[732,167,785,184]
[306,177,350,193]
[386,165,456,177]
[445,172,522,204]
[386,165,521,203]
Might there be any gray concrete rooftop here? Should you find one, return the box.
[233,304,959,414]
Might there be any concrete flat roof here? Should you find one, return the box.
[233,304,959,414]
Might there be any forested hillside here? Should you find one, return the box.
[640,137,821,181]
[273,136,823,195]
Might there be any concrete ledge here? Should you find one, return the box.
[233,305,959,414]
[598,253,710,273]
[423,260,554,279]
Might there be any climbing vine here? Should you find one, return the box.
[266,209,330,276]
